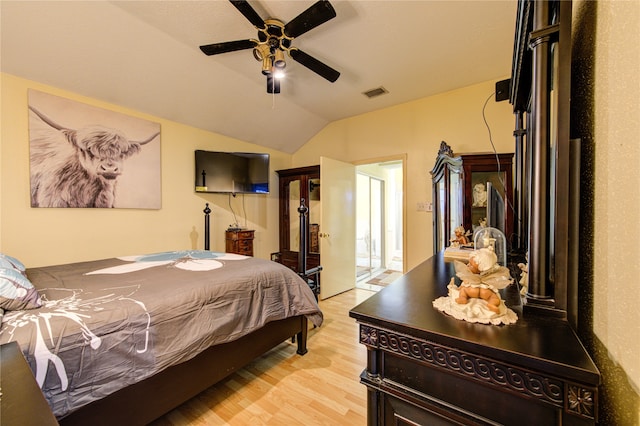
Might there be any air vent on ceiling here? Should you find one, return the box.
[362,86,389,99]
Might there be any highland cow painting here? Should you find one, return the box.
[28,90,161,209]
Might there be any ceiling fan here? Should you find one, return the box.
[199,0,340,93]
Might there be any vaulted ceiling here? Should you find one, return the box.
[1,1,517,153]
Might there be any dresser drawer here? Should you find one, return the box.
[236,230,254,240]
[238,240,252,250]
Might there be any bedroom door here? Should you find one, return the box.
[319,156,356,299]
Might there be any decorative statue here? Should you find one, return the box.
[449,225,471,247]
[432,247,517,325]
[472,183,487,207]
[454,248,511,312]
[518,253,528,296]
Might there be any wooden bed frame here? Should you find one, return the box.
[59,204,313,425]
[60,315,308,425]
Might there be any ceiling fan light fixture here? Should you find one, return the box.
[253,44,270,60]
[261,57,273,75]
[273,69,286,79]
[267,75,281,94]
[273,49,286,69]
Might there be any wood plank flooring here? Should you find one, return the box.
[149,288,376,425]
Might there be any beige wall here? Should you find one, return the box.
[584,0,640,408]
[0,73,292,267]
[1,75,514,271]
[293,79,516,270]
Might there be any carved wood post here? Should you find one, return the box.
[514,111,528,251]
[297,199,308,274]
[527,0,554,305]
[204,203,211,251]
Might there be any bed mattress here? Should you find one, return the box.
[0,250,323,418]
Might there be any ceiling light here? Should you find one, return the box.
[267,75,280,94]
[273,49,286,69]
[252,44,269,60]
[273,69,286,79]
[261,57,273,75]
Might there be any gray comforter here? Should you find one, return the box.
[0,250,323,418]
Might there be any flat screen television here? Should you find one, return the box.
[486,182,505,235]
[195,150,270,194]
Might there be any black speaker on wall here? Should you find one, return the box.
[495,79,511,102]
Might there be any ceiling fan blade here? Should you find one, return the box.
[289,49,340,82]
[199,39,257,56]
[229,0,266,29]
[284,0,336,39]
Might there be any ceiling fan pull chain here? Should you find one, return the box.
[272,79,276,109]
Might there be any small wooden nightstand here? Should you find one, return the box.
[225,229,254,256]
[0,341,59,425]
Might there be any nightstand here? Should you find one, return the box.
[0,341,59,425]
[225,229,254,256]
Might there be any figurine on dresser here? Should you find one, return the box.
[433,247,517,325]
[449,225,471,248]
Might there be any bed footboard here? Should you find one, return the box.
[59,315,308,426]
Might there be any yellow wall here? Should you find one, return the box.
[581,0,640,416]
[0,73,292,267]
[1,75,515,272]
[293,79,516,270]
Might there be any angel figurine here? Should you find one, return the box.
[454,247,512,313]
[449,225,471,247]
[432,246,517,325]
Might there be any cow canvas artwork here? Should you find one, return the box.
[28,89,161,209]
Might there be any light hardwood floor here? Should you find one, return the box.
[150,288,376,425]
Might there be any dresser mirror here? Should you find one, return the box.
[288,179,301,252]
[276,166,321,273]
[308,178,320,254]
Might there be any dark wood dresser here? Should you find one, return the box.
[349,253,600,425]
[225,229,254,256]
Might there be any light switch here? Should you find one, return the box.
[417,202,433,212]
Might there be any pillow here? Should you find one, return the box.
[0,253,26,274]
[0,267,42,310]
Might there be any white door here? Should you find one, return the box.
[319,156,356,299]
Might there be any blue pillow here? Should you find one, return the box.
[0,267,42,310]
[0,253,26,273]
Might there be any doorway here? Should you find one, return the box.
[356,173,385,280]
[355,158,404,290]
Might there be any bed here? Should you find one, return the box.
[0,249,323,425]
